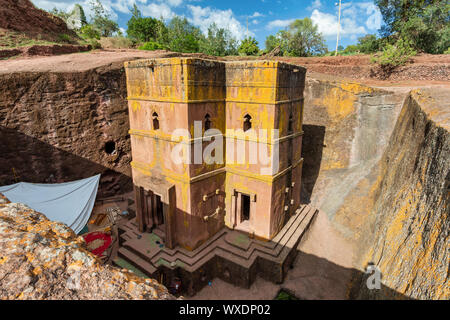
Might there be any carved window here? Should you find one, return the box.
[152,112,159,130]
[243,114,252,132]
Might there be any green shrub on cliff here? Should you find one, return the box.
[371,38,417,69]
[138,41,167,51]
[79,25,100,40]
[238,37,260,56]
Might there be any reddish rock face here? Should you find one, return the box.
[0,62,133,197]
[0,0,77,41]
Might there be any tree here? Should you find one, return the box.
[89,0,119,37]
[356,34,381,53]
[238,37,260,56]
[265,32,289,54]
[375,0,432,36]
[49,7,70,22]
[375,0,449,53]
[397,3,449,53]
[264,18,326,57]
[127,4,167,43]
[199,23,238,56]
[284,18,327,56]
[167,17,203,53]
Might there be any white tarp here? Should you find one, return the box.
[0,175,100,234]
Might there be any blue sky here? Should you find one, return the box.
[31,0,383,50]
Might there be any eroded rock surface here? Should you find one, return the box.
[354,88,449,300]
[0,194,174,300]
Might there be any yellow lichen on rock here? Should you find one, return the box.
[0,195,175,300]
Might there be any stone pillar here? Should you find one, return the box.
[164,185,177,249]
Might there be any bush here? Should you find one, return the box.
[371,38,417,70]
[166,17,202,53]
[80,25,100,40]
[58,34,73,44]
[199,23,238,56]
[238,37,260,56]
[356,34,381,53]
[342,44,359,55]
[444,47,450,54]
[87,39,102,50]
[100,37,133,49]
[138,41,167,51]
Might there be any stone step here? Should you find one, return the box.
[221,205,314,260]
[123,205,316,271]
[118,247,157,277]
[152,226,166,242]
[116,205,319,291]
[272,205,311,244]
[123,229,227,268]
[285,208,318,250]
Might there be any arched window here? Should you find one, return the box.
[288,113,293,132]
[152,112,159,130]
[204,113,211,131]
[243,114,252,132]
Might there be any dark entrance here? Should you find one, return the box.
[144,191,164,229]
[135,186,165,233]
[241,194,250,222]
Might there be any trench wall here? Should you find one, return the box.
[302,77,449,299]
[0,63,132,197]
[353,89,449,299]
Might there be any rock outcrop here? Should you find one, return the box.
[0,194,175,300]
[301,76,449,300]
[354,88,449,299]
[0,0,77,42]
[301,75,406,218]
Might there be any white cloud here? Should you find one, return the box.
[266,19,295,29]
[112,0,144,13]
[187,5,249,40]
[310,9,366,38]
[142,2,175,20]
[31,0,118,20]
[360,2,382,30]
[31,0,77,11]
[250,12,264,18]
[166,0,183,7]
[307,0,322,11]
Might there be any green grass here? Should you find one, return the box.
[113,257,149,278]
[274,289,299,300]
[0,29,82,49]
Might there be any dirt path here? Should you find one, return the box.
[0,49,173,74]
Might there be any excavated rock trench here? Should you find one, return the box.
[0,54,448,299]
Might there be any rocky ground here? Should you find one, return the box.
[0,0,77,44]
[0,194,175,300]
[271,54,450,82]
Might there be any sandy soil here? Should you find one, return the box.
[0,49,174,74]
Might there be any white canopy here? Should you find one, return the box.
[0,175,100,234]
